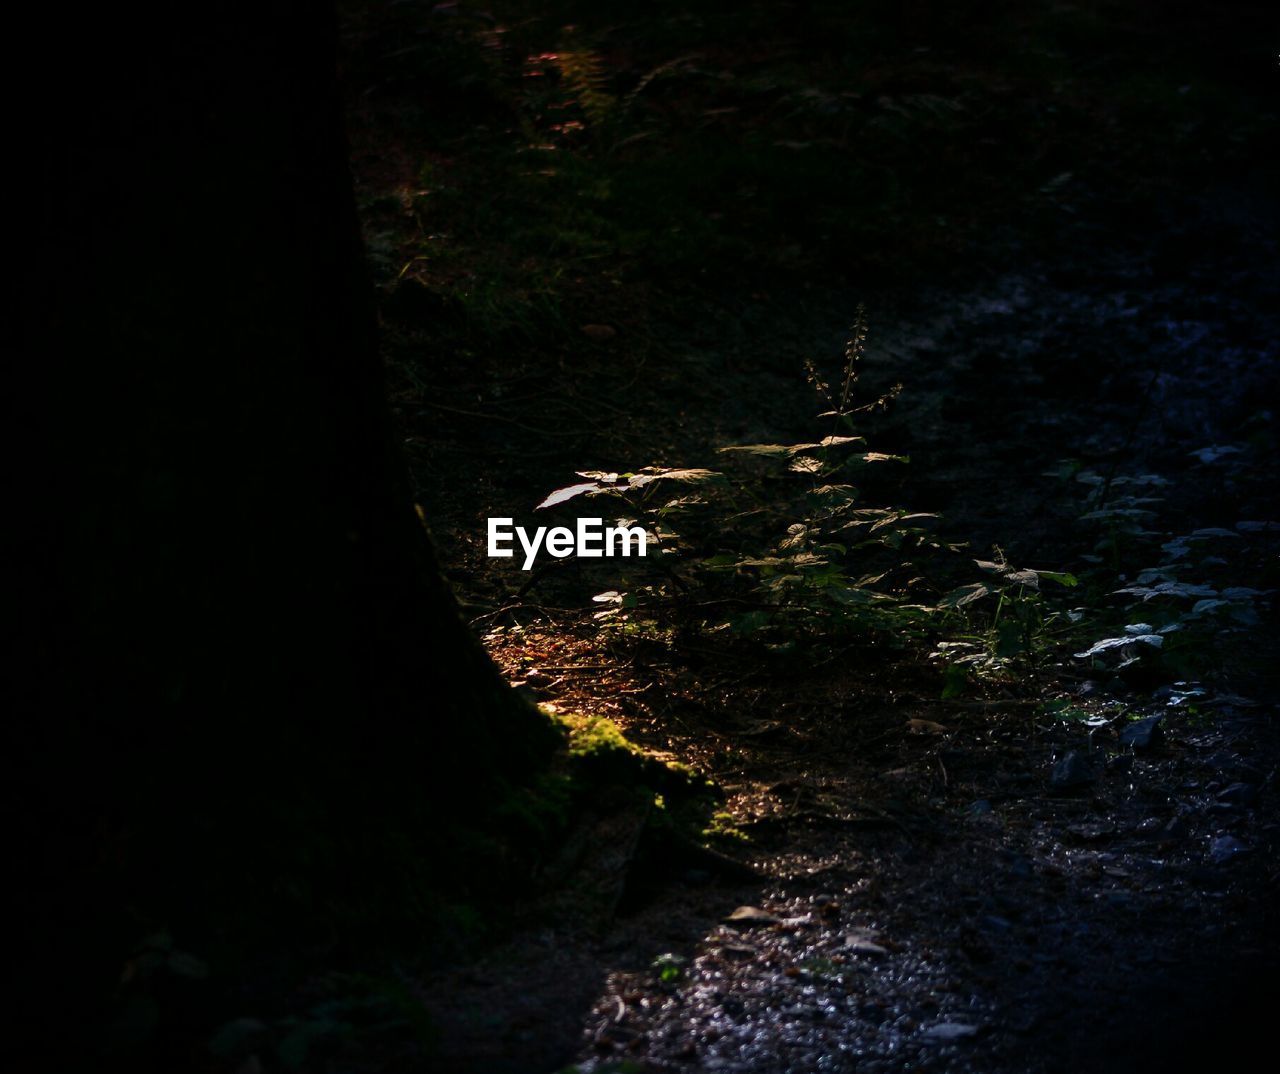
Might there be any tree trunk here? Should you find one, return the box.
[13,3,556,1061]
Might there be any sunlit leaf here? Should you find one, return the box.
[1075,634,1163,658]
[720,443,803,457]
[537,481,602,509]
[1003,568,1039,588]
[628,468,723,488]
[1114,581,1218,601]
[941,583,992,607]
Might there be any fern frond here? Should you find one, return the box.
[556,47,615,128]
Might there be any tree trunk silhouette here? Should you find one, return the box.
[13,4,555,1062]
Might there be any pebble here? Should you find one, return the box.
[1216,782,1257,806]
[1050,751,1096,790]
[1119,716,1163,750]
[726,906,781,926]
[922,1022,979,1042]
[1208,834,1251,865]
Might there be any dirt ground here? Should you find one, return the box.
[340,3,1278,1070]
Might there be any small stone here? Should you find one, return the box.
[1119,716,1163,751]
[1208,834,1251,865]
[1050,751,1096,790]
[847,939,890,958]
[1216,782,1257,806]
[726,905,781,926]
[922,1022,979,1042]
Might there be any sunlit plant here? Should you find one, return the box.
[537,313,959,644]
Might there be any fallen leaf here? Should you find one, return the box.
[907,718,947,734]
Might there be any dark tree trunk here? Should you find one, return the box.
[13,4,555,1063]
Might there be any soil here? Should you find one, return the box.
[339,4,1279,1071]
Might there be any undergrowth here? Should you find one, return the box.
[537,314,1084,678]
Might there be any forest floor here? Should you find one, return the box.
[340,3,1277,1072]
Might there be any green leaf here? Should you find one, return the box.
[729,610,773,634]
[941,664,969,699]
[1036,570,1078,587]
[994,619,1026,657]
[828,587,876,605]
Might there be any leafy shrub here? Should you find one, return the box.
[538,313,964,646]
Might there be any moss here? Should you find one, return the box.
[553,712,715,801]
[562,713,640,760]
[702,811,751,844]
